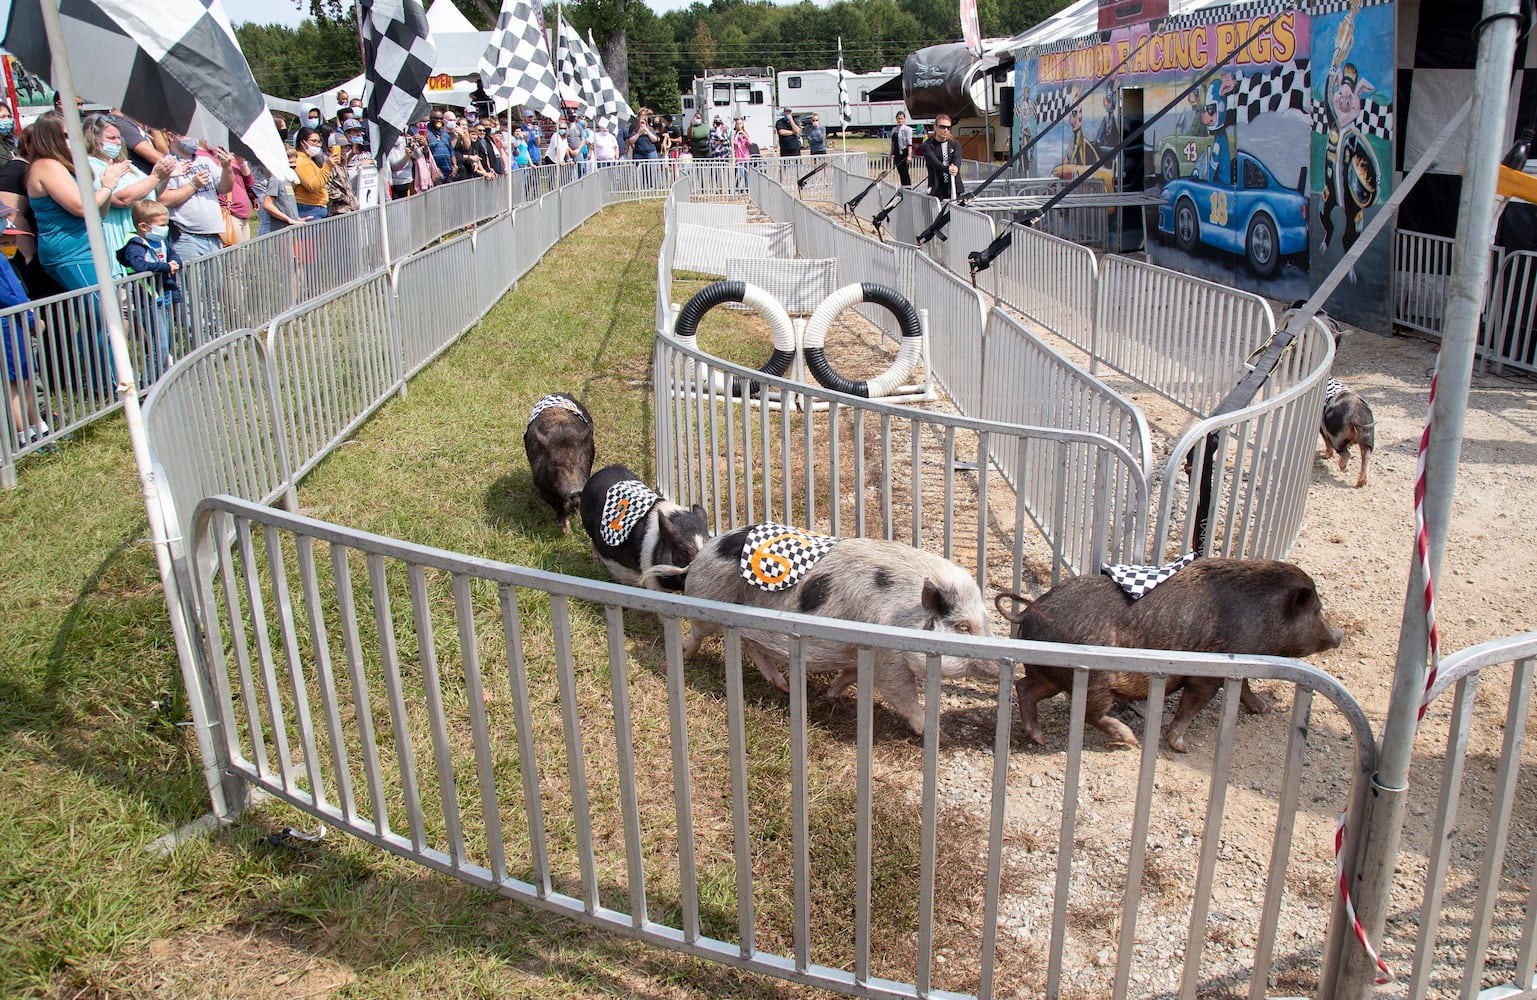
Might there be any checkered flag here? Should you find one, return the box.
[359,0,435,161]
[1236,60,1311,123]
[555,15,592,118]
[583,28,633,126]
[479,0,563,119]
[1102,552,1197,600]
[837,37,851,127]
[738,523,839,592]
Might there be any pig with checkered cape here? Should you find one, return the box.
[579,464,709,586]
[643,525,998,739]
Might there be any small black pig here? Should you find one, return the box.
[998,558,1343,752]
[524,393,595,533]
[578,464,709,587]
[644,525,997,738]
[1321,378,1374,488]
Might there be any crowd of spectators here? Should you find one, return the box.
[1,89,816,450]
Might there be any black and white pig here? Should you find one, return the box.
[524,393,595,534]
[643,525,998,738]
[998,558,1343,752]
[1321,378,1375,488]
[578,464,709,587]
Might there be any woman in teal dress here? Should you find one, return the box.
[83,114,176,279]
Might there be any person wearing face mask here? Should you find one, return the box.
[158,132,237,263]
[0,104,18,167]
[115,199,181,384]
[84,114,179,277]
[291,129,336,220]
[298,106,329,149]
[424,110,455,178]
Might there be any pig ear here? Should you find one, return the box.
[691,504,708,521]
[1286,583,1319,618]
[921,578,954,621]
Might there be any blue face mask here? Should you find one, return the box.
[350,134,364,145]
[147,224,169,241]
[0,120,13,137]
[101,141,122,159]
[307,115,320,127]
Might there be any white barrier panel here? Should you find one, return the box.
[1484,250,1537,374]
[675,224,772,274]
[1095,256,1276,418]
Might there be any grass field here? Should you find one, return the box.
[0,202,869,999]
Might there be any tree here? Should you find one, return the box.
[237,16,364,99]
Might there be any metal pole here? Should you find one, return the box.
[1330,1,1521,995]
[37,0,236,818]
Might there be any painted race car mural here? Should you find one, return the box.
[1157,148,1307,277]
[1015,0,1397,330]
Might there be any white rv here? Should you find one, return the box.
[679,68,776,151]
[776,67,914,134]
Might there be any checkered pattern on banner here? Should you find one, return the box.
[598,480,660,547]
[1,0,294,181]
[1311,0,1393,14]
[1030,87,1073,124]
[479,0,563,119]
[527,393,588,428]
[360,0,435,162]
[584,28,633,125]
[1236,60,1310,122]
[738,523,839,592]
[1311,95,1394,142]
[1103,551,1197,600]
[554,16,592,118]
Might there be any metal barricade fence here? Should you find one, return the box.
[1095,255,1277,418]
[188,489,1378,1000]
[940,203,995,281]
[394,232,481,381]
[1394,229,1456,335]
[981,221,1099,354]
[652,328,1145,589]
[0,270,170,484]
[264,272,401,484]
[1388,631,1537,1000]
[913,252,988,417]
[1483,249,1537,374]
[1153,338,1333,561]
[473,212,518,310]
[827,223,903,340]
[140,329,292,548]
[979,307,1151,581]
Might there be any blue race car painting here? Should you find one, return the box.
[1157,149,1308,278]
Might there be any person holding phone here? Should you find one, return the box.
[157,131,235,263]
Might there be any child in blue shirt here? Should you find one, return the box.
[1,222,48,446]
[116,200,181,385]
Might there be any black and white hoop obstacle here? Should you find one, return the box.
[673,280,796,392]
[802,282,923,398]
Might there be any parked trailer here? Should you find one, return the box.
[777,66,915,134]
[679,69,777,151]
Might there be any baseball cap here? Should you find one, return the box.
[342,118,364,131]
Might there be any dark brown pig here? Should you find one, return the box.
[524,393,595,533]
[998,558,1343,752]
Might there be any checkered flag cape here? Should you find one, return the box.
[527,393,588,428]
[598,480,660,547]
[738,523,839,592]
[1103,552,1197,600]
[359,0,435,162]
[837,38,851,126]
[1,0,293,181]
[479,0,563,119]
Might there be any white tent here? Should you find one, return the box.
[290,0,496,117]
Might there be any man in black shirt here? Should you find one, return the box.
[921,114,963,199]
[775,107,802,157]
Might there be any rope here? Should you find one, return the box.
[1336,811,1394,983]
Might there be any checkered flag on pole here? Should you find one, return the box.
[554,15,592,118]
[478,0,562,119]
[359,0,435,161]
[584,28,633,126]
[837,37,851,126]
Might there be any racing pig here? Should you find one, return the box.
[998,558,1343,752]
[644,524,996,738]
[1321,378,1375,488]
[524,393,595,534]
[579,464,709,587]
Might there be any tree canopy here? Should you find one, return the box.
[245,0,1071,108]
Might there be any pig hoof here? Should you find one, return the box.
[1108,737,1140,750]
[1166,733,1189,753]
[1355,476,1367,488]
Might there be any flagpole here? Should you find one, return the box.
[355,0,395,271]
[38,0,235,818]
